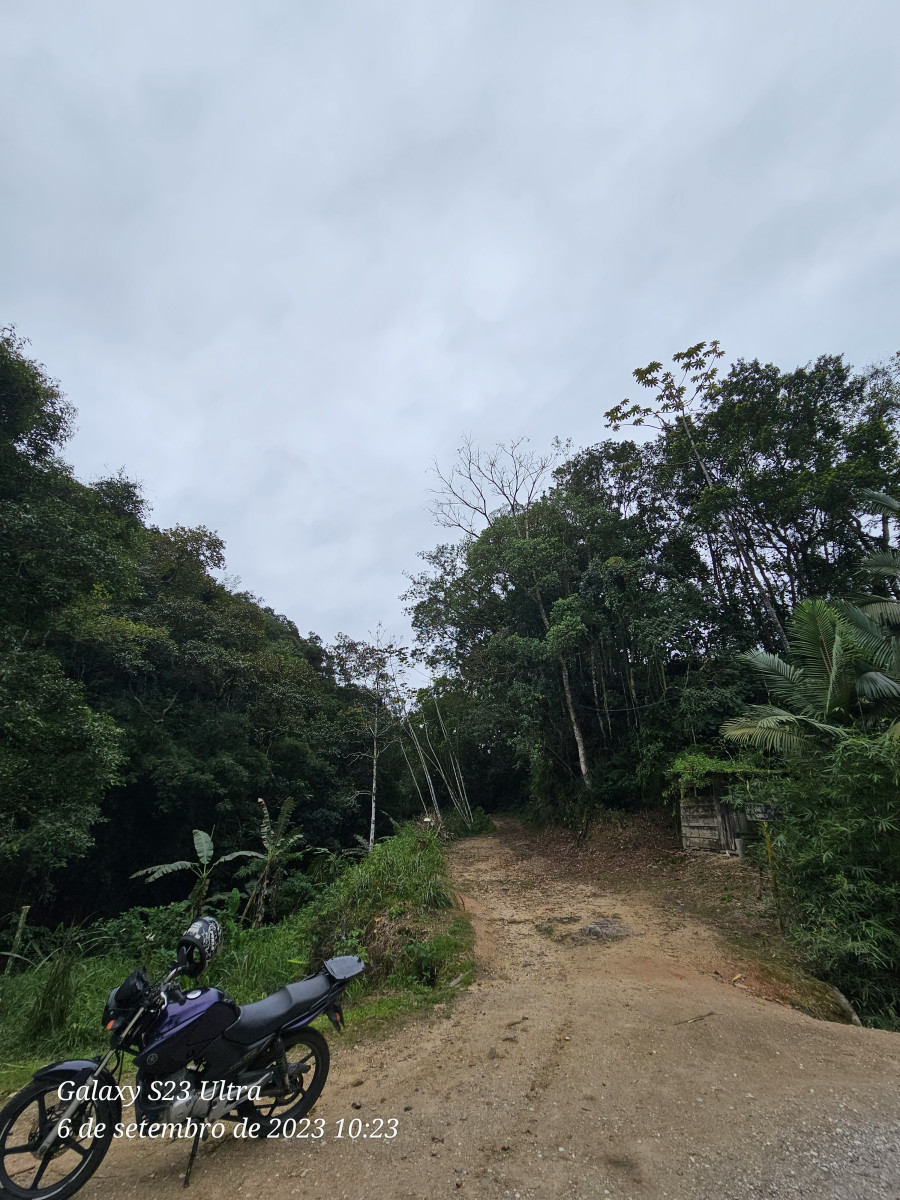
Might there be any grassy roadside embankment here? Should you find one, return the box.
[0,825,473,1098]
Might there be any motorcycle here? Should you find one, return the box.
[0,917,364,1199]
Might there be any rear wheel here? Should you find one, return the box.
[238,1028,330,1133]
[0,1078,113,1200]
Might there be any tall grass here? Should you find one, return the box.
[0,825,469,1094]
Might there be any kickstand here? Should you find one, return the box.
[183,1123,206,1189]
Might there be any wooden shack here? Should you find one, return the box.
[670,756,754,852]
[680,795,748,851]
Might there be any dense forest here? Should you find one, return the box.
[0,327,430,924]
[3,329,900,1026]
[410,342,900,812]
[408,342,900,1024]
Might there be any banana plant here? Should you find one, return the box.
[238,797,307,928]
[132,829,263,918]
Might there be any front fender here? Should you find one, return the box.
[33,1060,123,1125]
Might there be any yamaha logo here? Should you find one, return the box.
[147,1053,158,1065]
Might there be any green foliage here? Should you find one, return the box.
[445,806,495,837]
[722,598,900,753]
[744,739,900,1028]
[722,561,900,1024]
[0,326,74,467]
[305,825,453,964]
[0,647,123,899]
[399,935,460,986]
[92,901,193,971]
[237,797,308,927]
[1,954,133,1065]
[666,749,752,792]
[131,828,263,918]
[0,828,467,1079]
[0,330,416,919]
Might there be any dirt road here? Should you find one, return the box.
[83,819,899,1199]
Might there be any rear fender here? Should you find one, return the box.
[282,993,346,1035]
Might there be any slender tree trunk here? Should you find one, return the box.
[534,587,589,781]
[368,709,379,851]
[433,699,473,824]
[401,740,430,817]
[679,414,789,649]
[589,645,605,739]
[4,906,29,975]
[406,719,442,821]
[560,660,589,779]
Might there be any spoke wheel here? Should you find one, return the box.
[237,1028,330,1133]
[0,1080,113,1200]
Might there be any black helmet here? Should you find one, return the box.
[176,916,223,977]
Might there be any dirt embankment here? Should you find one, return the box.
[82,818,899,1200]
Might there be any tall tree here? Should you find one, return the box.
[330,627,407,850]
[430,437,591,780]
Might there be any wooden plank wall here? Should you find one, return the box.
[680,798,750,851]
[681,801,722,850]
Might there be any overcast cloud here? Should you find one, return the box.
[2,1,898,644]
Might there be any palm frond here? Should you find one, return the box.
[257,798,272,848]
[720,706,848,754]
[831,600,891,647]
[858,549,900,578]
[789,600,843,693]
[824,627,844,716]
[857,488,900,517]
[833,603,900,700]
[738,650,799,705]
[854,669,900,703]
[853,597,900,626]
[273,796,296,840]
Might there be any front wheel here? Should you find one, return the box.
[238,1027,330,1133]
[0,1078,113,1200]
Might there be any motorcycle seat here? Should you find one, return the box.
[225,974,333,1045]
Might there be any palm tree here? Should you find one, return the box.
[132,829,263,918]
[721,598,900,754]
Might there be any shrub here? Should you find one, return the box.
[748,737,900,1028]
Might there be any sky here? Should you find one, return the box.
[2,1,898,645]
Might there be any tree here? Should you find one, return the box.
[607,346,900,649]
[605,341,789,649]
[0,326,74,468]
[0,647,122,901]
[330,627,407,850]
[429,437,591,781]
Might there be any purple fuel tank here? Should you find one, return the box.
[134,988,238,1077]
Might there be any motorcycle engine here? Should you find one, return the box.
[135,1069,268,1126]
[135,1070,202,1126]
